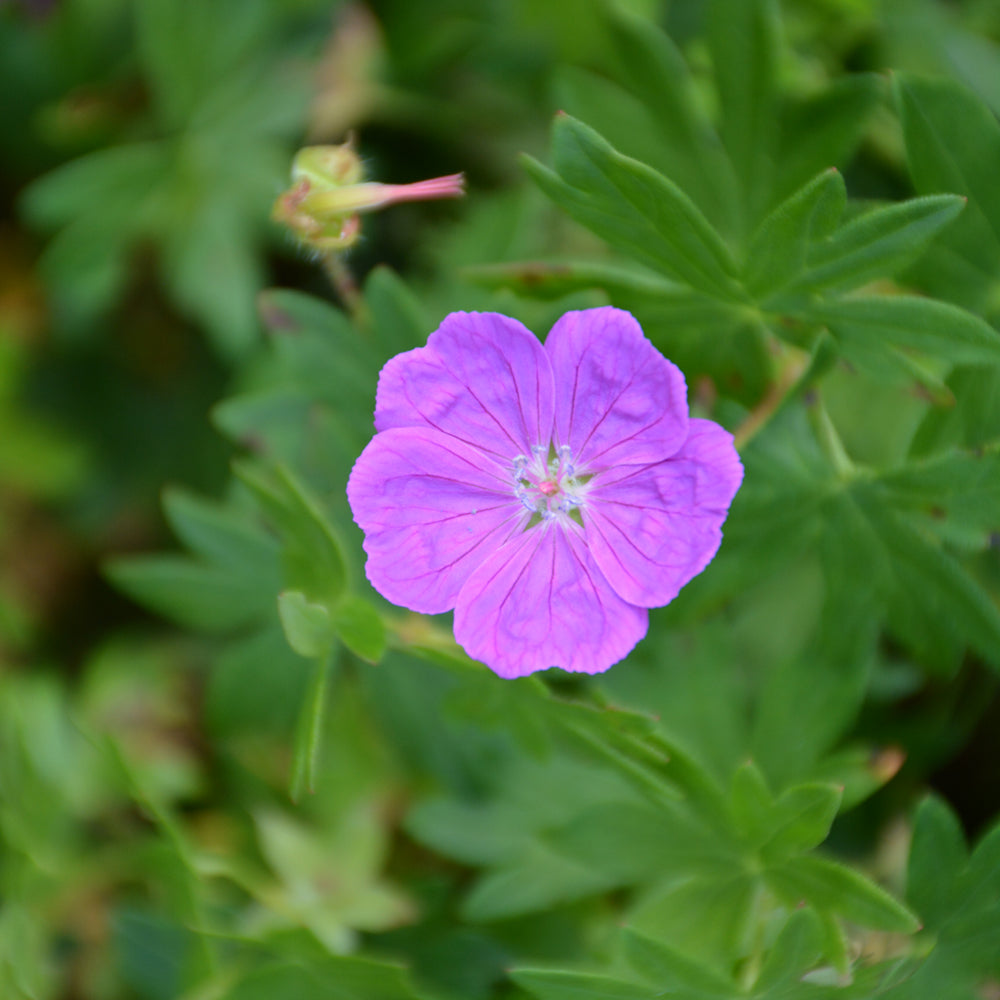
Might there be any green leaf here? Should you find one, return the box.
[707,0,781,228]
[105,556,273,633]
[555,714,682,811]
[162,487,279,573]
[33,218,131,326]
[554,67,688,208]
[895,73,1000,268]
[907,795,967,931]
[333,596,387,664]
[910,365,1000,455]
[220,955,422,1000]
[364,265,430,357]
[462,844,620,922]
[162,201,262,359]
[603,7,739,232]
[877,448,1000,549]
[893,816,1000,995]
[524,115,739,298]
[621,928,736,997]
[21,143,164,230]
[751,560,877,789]
[113,908,201,1000]
[512,970,660,1000]
[956,820,1000,938]
[743,168,845,297]
[806,746,904,813]
[803,295,1000,368]
[628,869,757,970]
[135,0,271,130]
[464,259,687,302]
[278,591,334,659]
[792,194,966,295]
[407,754,637,869]
[759,783,842,863]
[207,625,309,736]
[730,761,774,848]
[767,855,920,933]
[552,801,723,888]
[774,74,883,205]
[753,909,824,993]
[730,766,840,864]
[236,461,348,607]
[861,497,1000,671]
[600,629,750,787]
[258,288,381,426]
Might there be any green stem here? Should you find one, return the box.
[807,395,854,479]
[736,880,771,992]
[733,330,838,452]
[732,348,809,451]
[289,648,335,802]
[322,253,370,328]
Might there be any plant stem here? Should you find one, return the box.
[732,349,809,451]
[807,394,854,478]
[289,647,335,802]
[322,253,370,327]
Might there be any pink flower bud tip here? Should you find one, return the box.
[372,173,465,207]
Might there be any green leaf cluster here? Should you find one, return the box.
[19,0,312,357]
[8,3,1000,1000]
[487,1,1000,680]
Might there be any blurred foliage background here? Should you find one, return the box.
[3,0,1000,998]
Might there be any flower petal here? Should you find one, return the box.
[453,525,648,678]
[375,311,555,460]
[584,419,743,607]
[347,426,522,614]
[545,307,689,470]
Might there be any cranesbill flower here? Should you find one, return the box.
[347,308,743,678]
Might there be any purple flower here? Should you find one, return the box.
[347,308,743,678]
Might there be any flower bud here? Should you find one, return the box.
[272,140,464,252]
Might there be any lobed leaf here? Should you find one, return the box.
[602,7,739,233]
[752,908,824,993]
[895,73,1000,269]
[512,970,661,1000]
[219,954,423,1000]
[729,761,774,848]
[235,461,348,608]
[803,295,1000,368]
[621,928,735,997]
[707,0,781,229]
[523,116,739,299]
[767,855,920,933]
[791,194,966,296]
[759,783,842,863]
[861,496,1000,671]
[743,168,846,297]
[773,74,883,206]
[105,556,273,633]
[907,795,967,931]
[162,487,279,574]
[751,560,877,791]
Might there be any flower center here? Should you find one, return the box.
[512,444,589,526]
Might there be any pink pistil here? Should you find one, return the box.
[377,174,465,204]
